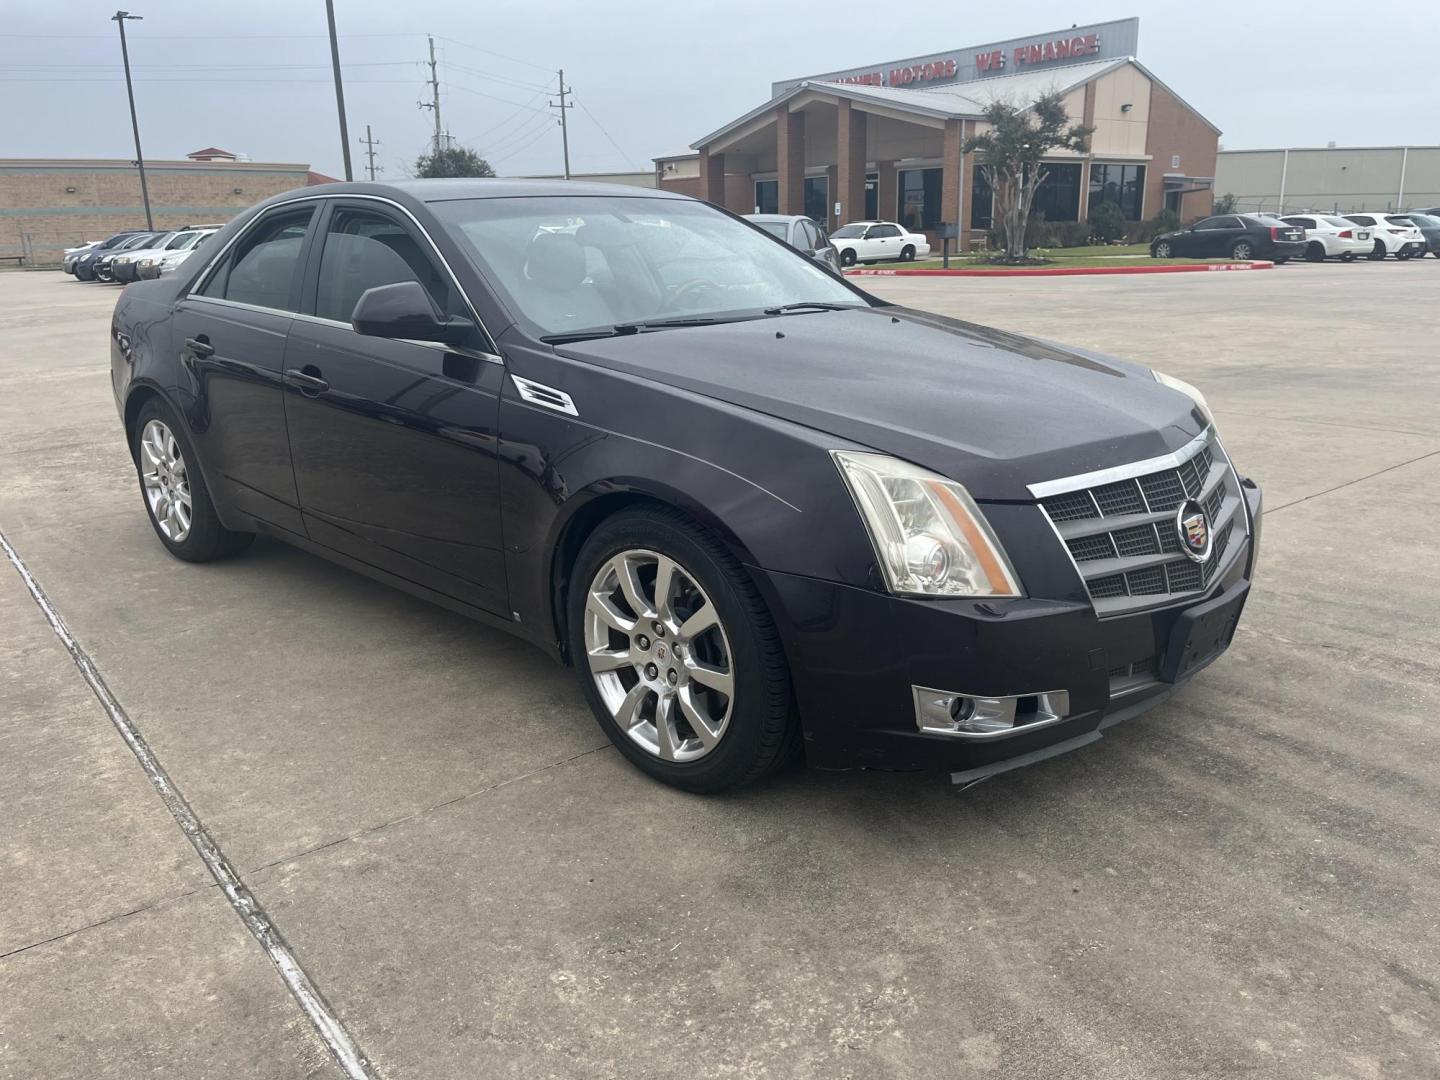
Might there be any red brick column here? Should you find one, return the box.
[941,119,964,249]
[837,99,867,228]
[698,149,725,206]
[777,106,805,215]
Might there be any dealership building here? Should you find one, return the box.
[656,18,1219,248]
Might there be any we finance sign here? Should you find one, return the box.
[975,32,1101,74]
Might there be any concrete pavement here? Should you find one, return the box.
[2,263,1437,1078]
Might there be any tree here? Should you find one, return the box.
[963,92,1093,261]
[1212,192,1239,215]
[414,143,496,179]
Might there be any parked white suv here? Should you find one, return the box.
[1279,214,1373,262]
[828,221,930,266]
[1342,213,1426,260]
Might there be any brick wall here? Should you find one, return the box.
[1,159,316,264]
[1144,86,1219,223]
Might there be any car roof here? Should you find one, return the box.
[745,214,806,223]
[304,178,690,203]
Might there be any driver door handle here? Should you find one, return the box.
[285,367,329,396]
[184,336,214,358]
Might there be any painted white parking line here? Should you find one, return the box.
[0,529,377,1080]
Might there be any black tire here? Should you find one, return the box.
[1275,258,1289,264]
[1305,241,1326,263]
[1397,249,1412,260]
[1368,240,1387,260]
[1231,240,1254,261]
[132,397,254,562]
[1341,252,1355,262]
[840,248,857,267]
[899,244,916,262]
[567,506,799,793]
[1152,241,1172,258]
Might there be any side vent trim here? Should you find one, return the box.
[510,375,578,417]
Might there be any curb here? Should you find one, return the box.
[845,261,1275,278]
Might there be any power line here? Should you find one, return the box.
[431,34,552,73]
[577,99,642,172]
[488,121,557,165]
[444,79,552,113]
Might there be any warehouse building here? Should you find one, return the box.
[1213,145,1440,215]
[1,151,332,265]
[655,17,1219,249]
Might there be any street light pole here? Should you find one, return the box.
[324,0,354,181]
[112,11,153,230]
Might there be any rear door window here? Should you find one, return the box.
[199,205,316,312]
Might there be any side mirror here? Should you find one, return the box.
[351,280,472,344]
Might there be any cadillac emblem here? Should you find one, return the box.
[1175,499,1212,563]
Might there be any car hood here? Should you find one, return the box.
[555,306,1203,501]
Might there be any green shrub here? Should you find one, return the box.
[1088,200,1127,244]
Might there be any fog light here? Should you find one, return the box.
[913,686,1072,740]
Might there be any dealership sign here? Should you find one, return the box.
[976,33,1101,74]
[773,17,1138,97]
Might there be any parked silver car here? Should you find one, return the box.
[744,214,840,272]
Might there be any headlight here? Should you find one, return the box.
[832,451,1022,598]
[1152,369,1213,426]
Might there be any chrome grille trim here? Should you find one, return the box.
[1033,429,1250,618]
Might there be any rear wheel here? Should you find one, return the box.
[899,244,916,262]
[1341,252,1355,262]
[1368,240,1387,260]
[133,398,254,562]
[568,507,799,792]
[1231,240,1254,260]
[1305,241,1326,263]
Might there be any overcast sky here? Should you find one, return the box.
[3,0,1435,179]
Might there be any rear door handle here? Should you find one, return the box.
[285,367,329,396]
[184,336,214,358]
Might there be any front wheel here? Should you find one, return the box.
[1153,241,1172,258]
[568,507,798,792]
[133,398,254,562]
[839,248,857,267]
[899,244,916,262]
[1231,240,1254,261]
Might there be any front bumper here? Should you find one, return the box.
[112,261,141,283]
[759,478,1262,776]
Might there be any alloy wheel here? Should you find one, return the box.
[1155,241,1171,258]
[583,548,734,763]
[139,418,193,542]
[1233,241,1252,260]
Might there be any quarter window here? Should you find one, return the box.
[313,207,450,324]
[199,206,315,311]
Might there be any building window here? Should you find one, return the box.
[1089,163,1146,221]
[897,167,942,231]
[754,180,778,215]
[1033,162,1082,223]
[971,167,993,230]
[803,176,829,225]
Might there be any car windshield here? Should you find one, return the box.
[121,233,159,249]
[166,231,199,250]
[433,195,865,339]
[830,224,868,238]
[753,221,789,240]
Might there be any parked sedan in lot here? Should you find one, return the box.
[1279,214,1373,261]
[74,231,156,280]
[744,214,840,271]
[112,230,199,284]
[1151,213,1305,262]
[64,230,146,275]
[137,229,220,279]
[828,220,930,266]
[111,180,1260,791]
[1342,213,1426,259]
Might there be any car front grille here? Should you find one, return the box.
[1036,431,1248,617]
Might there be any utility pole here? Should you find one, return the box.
[425,35,444,157]
[111,11,153,230]
[359,125,380,180]
[550,69,572,180]
[324,0,353,181]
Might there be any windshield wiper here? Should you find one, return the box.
[540,315,739,345]
[762,302,855,315]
